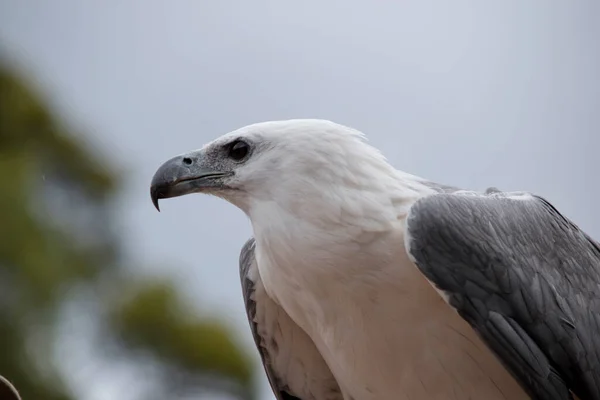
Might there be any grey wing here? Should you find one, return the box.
[405,191,600,400]
[239,238,343,400]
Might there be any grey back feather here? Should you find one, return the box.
[406,191,600,400]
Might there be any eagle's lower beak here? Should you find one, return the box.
[150,153,231,211]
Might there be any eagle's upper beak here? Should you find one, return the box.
[150,152,232,211]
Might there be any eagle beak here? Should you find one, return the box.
[150,153,231,211]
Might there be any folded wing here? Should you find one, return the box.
[405,191,600,400]
[239,238,343,400]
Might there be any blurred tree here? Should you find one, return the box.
[0,58,254,400]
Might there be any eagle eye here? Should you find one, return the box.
[228,140,250,161]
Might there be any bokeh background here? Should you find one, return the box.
[0,1,598,399]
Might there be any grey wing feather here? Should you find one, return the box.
[239,238,343,400]
[406,191,600,400]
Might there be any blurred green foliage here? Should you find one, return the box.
[0,59,254,399]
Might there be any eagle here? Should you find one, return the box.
[150,119,600,400]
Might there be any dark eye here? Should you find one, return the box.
[228,140,250,161]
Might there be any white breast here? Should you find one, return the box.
[254,214,529,400]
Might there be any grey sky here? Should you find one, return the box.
[1,1,599,399]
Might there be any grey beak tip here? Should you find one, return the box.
[150,186,162,212]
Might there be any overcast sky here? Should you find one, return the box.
[1,1,599,400]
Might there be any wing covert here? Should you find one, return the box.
[406,191,600,400]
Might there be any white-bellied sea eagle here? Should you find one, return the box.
[150,119,600,400]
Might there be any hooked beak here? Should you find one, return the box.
[150,153,232,211]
